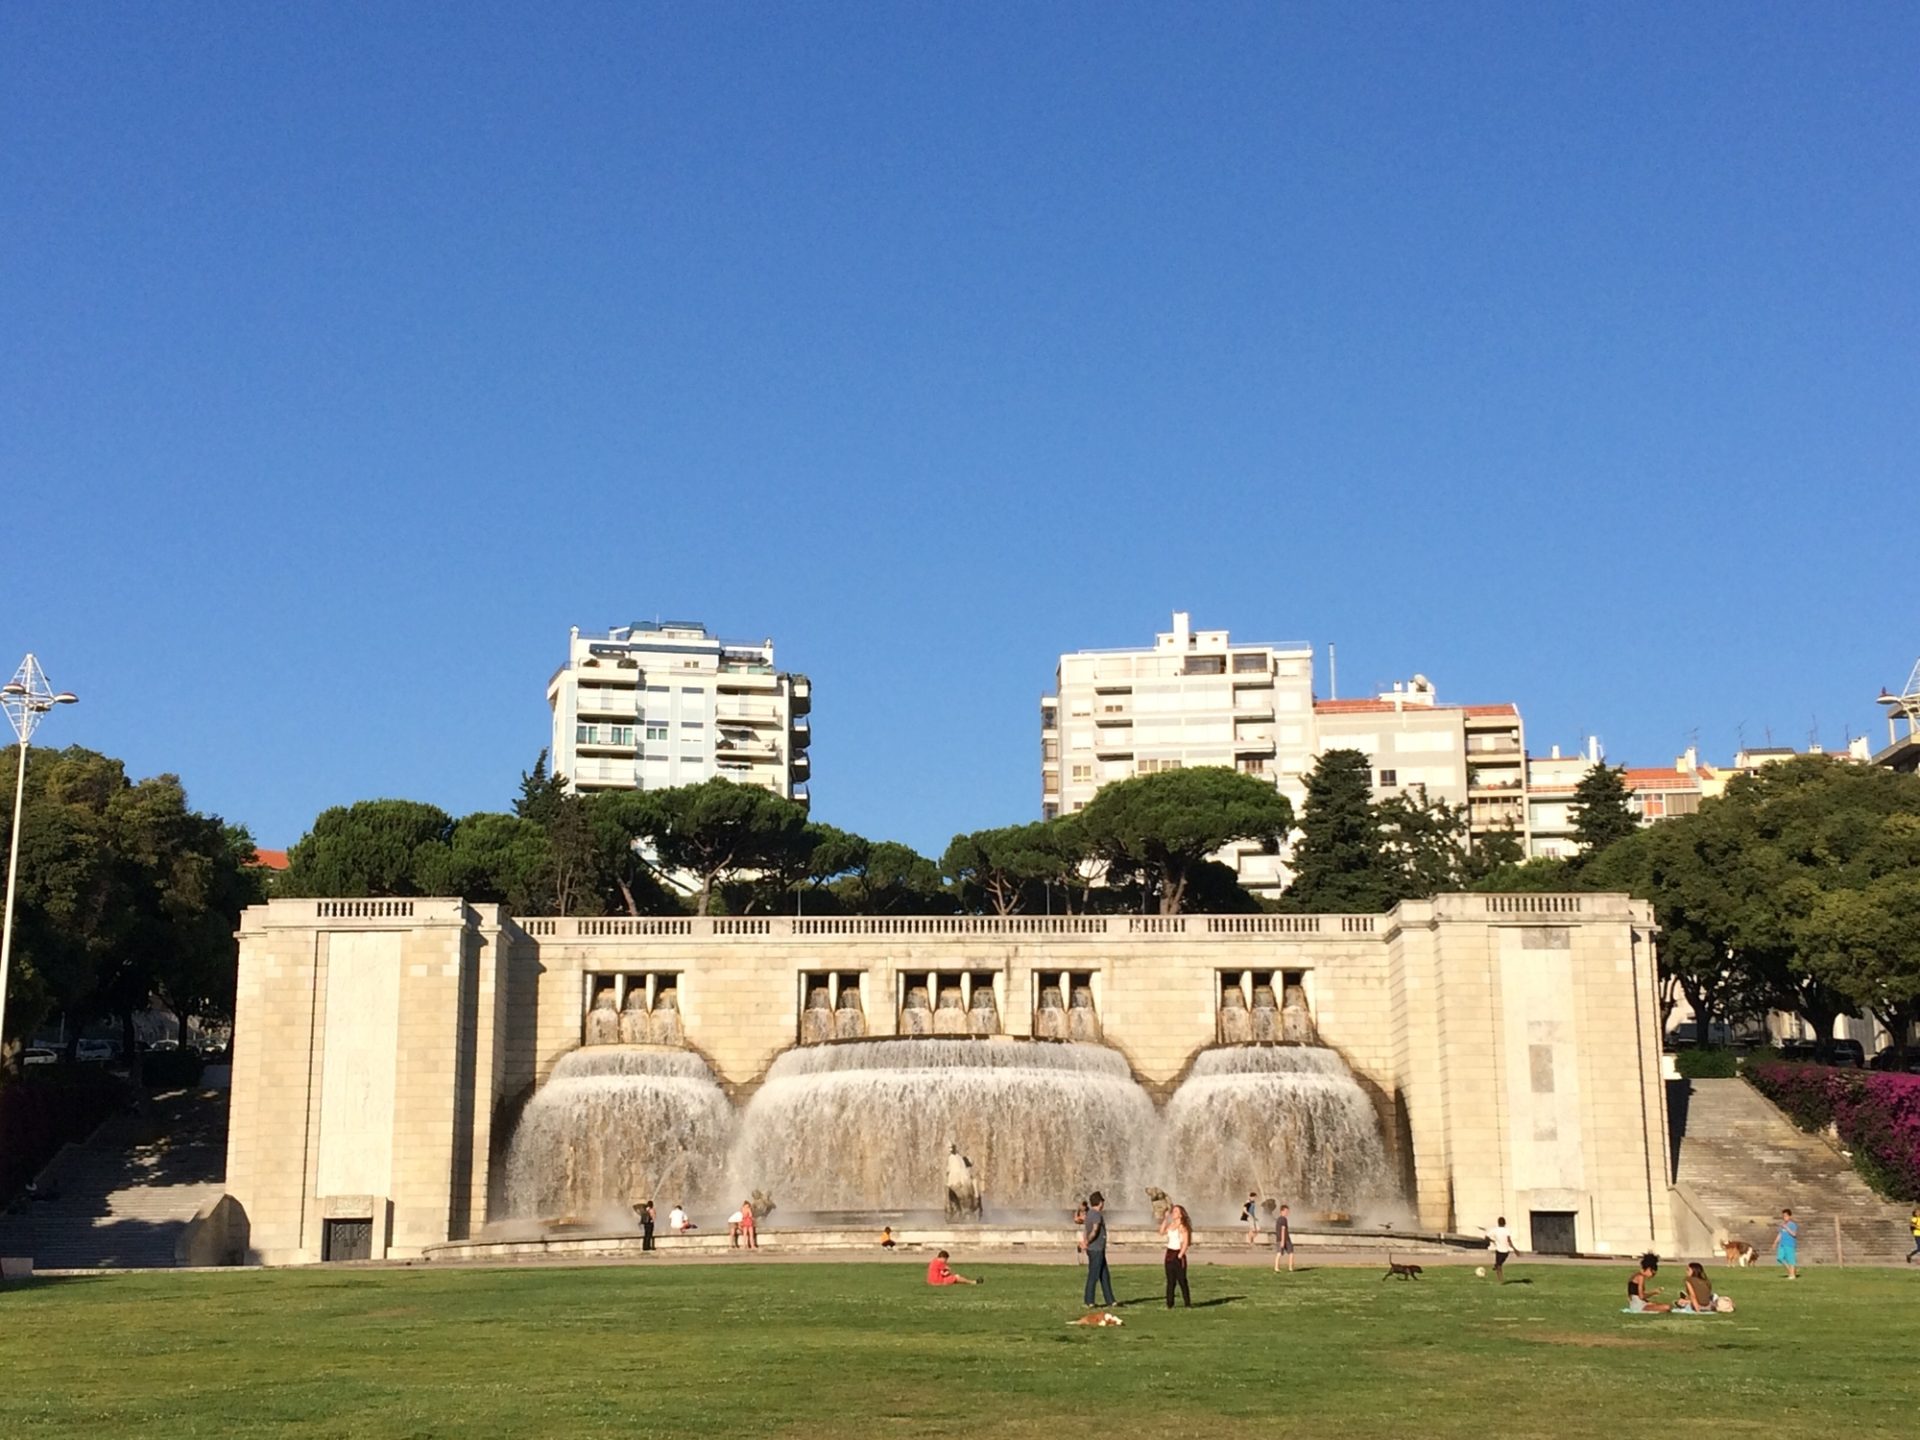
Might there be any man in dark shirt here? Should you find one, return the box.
[1080,1191,1115,1308]
[640,1200,656,1252]
[1272,1203,1294,1273]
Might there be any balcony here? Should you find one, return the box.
[791,717,811,750]
[1467,736,1522,754]
[791,676,811,716]
[717,701,784,727]
[790,752,810,780]
[1094,732,1134,756]
[716,736,780,760]
[575,694,636,720]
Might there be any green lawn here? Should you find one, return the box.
[5,1259,1916,1438]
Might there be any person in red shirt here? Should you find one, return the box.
[926,1250,981,1286]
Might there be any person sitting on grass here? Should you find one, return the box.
[1675,1262,1719,1313]
[1627,1254,1671,1313]
[926,1250,981,1286]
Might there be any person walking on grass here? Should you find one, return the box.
[1080,1191,1115,1309]
[1775,1208,1799,1280]
[1272,1203,1295,1274]
[1486,1216,1518,1283]
[1161,1202,1193,1309]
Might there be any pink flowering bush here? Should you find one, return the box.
[1748,1061,1920,1201]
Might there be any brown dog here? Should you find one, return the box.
[1723,1240,1757,1267]
[1383,1258,1423,1280]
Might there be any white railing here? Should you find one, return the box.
[1484,895,1583,916]
[315,899,415,919]
[502,903,1601,939]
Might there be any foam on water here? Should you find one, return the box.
[501,1045,733,1219]
[732,1039,1155,1212]
[1159,1045,1393,1216]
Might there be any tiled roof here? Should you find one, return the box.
[1622,768,1701,791]
[1313,698,1518,716]
[252,848,290,871]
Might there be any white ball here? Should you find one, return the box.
[1475,1266,1487,1278]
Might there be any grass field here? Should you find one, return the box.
[6,1258,1917,1438]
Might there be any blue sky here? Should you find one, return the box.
[3,3,1915,853]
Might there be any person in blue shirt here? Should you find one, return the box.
[1774,1208,1799,1280]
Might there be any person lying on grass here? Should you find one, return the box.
[926,1250,981,1286]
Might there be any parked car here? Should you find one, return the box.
[21,1046,58,1067]
[1870,1047,1920,1073]
[1816,1039,1867,1068]
[74,1038,117,1062]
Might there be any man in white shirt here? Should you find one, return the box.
[1486,1217,1518,1282]
[669,1204,695,1234]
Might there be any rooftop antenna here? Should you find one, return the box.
[1328,641,1337,700]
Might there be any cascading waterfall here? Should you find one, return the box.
[502,1046,733,1219]
[1158,1046,1393,1215]
[732,1039,1157,1214]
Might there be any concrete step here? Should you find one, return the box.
[1671,1077,1912,1264]
[0,1086,228,1271]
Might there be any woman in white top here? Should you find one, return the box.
[1160,1203,1192,1308]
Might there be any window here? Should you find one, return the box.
[1181,656,1225,676]
[1042,740,1059,761]
[1137,758,1183,775]
[646,725,667,741]
[1069,763,1093,783]
[1042,802,1059,820]
[610,726,635,745]
[1378,769,1397,787]
[1236,757,1266,774]
[576,724,598,743]
[1232,653,1267,673]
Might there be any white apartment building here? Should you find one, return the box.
[547,621,811,803]
[1042,613,1527,898]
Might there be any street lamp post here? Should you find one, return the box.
[1,654,79,1062]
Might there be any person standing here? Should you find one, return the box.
[740,1198,758,1251]
[1161,1202,1192,1309]
[1775,1208,1799,1280]
[1907,1207,1920,1264]
[640,1200,656,1253]
[1486,1216,1518,1283]
[1241,1191,1261,1246]
[1080,1191,1115,1309]
[1272,1203,1294,1274]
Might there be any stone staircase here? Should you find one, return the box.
[0,1080,228,1270]
[1672,1077,1911,1265]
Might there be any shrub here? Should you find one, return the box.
[1748,1061,1920,1202]
[1674,1048,1740,1079]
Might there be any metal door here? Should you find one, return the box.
[1529,1210,1578,1255]
[323,1217,373,1261]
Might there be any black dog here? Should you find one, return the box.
[1382,1258,1423,1280]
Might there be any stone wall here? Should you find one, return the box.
[225,894,1671,1262]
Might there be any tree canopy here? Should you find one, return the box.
[1281,749,1394,913]
[1,745,262,1054]
[1571,764,1638,859]
[1076,766,1292,915]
